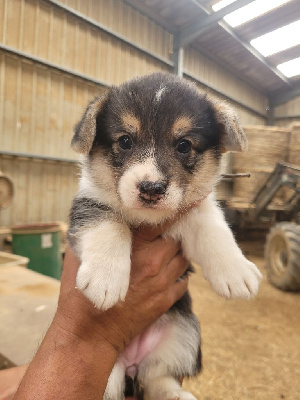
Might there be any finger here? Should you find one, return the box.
[133,237,183,281]
[168,275,189,305]
[132,223,165,242]
[60,246,81,291]
[152,237,182,267]
[166,252,190,283]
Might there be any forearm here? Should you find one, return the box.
[14,317,118,400]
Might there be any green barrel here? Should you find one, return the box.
[12,223,62,279]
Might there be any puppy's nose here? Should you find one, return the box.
[139,181,166,201]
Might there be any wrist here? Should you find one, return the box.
[54,292,131,354]
[53,309,119,355]
[14,312,120,400]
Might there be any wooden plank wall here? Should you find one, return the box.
[274,96,300,127]
[0,53,104,158]
[0,0,271,226]
[0,156,79,226]
[184,47,268,125]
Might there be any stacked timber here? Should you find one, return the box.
[288,123,300,166]
[231,126,291,204]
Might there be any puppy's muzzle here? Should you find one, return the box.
[138,181,166,203]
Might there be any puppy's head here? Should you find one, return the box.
[72,73,247,224]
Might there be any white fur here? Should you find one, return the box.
[118,157,162,207]
[104,312,199,399]
[166,193,262,298]
[118,157,184,225]
[103,363,126,400]
[144,377,196,400]
[155,85,167,102]
[78,156,120,209]
[76,220,132,309]
[138,312,199,400]
[138,313,200,381]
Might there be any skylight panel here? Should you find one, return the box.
[277,57,300,78]
[212,0,236,12]
[212,0,292,28]
[250,20,300,57]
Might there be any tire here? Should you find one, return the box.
[265,222,300,291]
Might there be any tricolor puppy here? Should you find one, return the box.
[68,73,262,400]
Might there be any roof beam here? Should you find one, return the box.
[177,0,253,48]
[173,37,185,77]
[219,21,293,87]
[191,0,293,88]
[123,0,176,34]
[269,85,300,106]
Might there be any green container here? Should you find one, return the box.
[12,223,62,279]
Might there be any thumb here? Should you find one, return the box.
[132,224,165,243]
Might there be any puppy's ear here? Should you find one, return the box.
[71,94,108,154]
[212,101,248,153]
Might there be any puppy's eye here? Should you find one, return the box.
[177,139,192,154]
[118,135,133,150]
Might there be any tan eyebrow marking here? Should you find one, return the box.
[171,116,193,137]
[121,114,141,133]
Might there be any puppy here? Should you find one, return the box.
[68,72,262,400]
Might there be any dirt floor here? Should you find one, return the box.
[183,236,300,400]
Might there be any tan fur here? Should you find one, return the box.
[184,150,220,205]
[80,150,120,209]
[72,96,107,155]
[171,116,193,137]
[211,100,248,152]
[121,113,141,134]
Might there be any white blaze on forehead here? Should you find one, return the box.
[155,85,167,102]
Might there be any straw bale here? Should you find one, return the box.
[232,170,270,202]
[288,123,300,166]
[232,126,290,172]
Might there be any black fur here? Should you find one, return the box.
[68,197,113,249]
[91,73,222,176]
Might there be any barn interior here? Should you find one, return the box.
[0,0,299,399]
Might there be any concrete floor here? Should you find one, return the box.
[183,239,300,400]
[0,265,59,366]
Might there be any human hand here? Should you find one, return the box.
[54,224,189,354]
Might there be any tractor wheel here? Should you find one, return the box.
[265,222,300,291]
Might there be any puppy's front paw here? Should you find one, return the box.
[76,259,130,310]
[208,258,262,299]
[164,390,197,400]
[168,390,197,400]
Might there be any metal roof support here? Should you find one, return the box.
[123,0,176,34]
[269,86,300,107]
[173,34,184,77]
[173,47,184,77]
[192,0,293,88]
[177,0,253,49]
[0,44,111,88]
[0,150,78,164]
[266,105,275,126]
[219,22,293,87]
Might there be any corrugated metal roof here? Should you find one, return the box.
[127,0,300,98]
